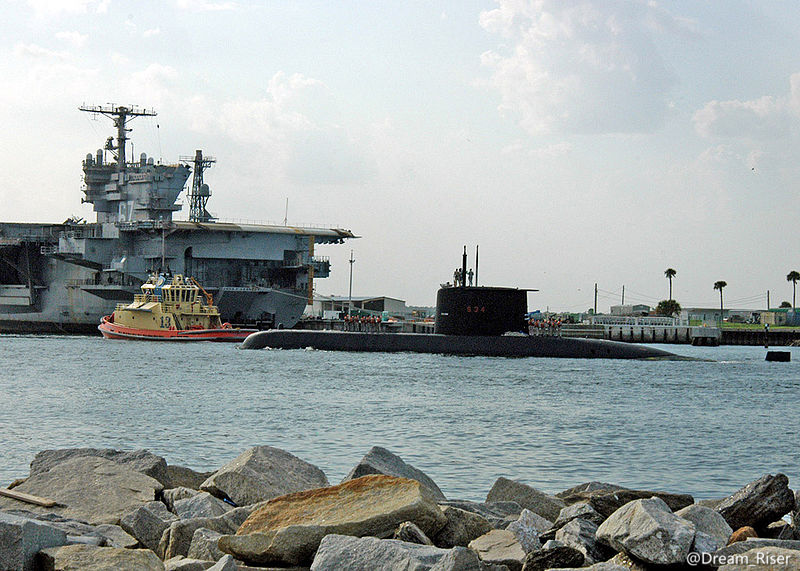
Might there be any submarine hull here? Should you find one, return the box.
[240,329,685,359]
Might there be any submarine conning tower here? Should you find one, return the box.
[434,246,530,336]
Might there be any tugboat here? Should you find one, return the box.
[98,274,257,341]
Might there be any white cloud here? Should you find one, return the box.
[26,0,106,17]
[122,64,180,107]
[693,96,789,140]
[110,52,130,66]
[178,72,371,187]
[502,140,573,157]
[130,63,179,86]
[479,0,692,135]
[55,31,88,48]
[143,28,161,38]
[175,0,238,12]
[693,73,800,140]
[12,42,68,60]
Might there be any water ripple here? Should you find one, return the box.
[0,338,798,500]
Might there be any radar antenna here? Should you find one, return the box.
[79,104,157,173]
[180,150,216,223]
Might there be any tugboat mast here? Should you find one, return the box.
[79,104,157,173]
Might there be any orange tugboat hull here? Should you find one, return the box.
[98,315,256,342]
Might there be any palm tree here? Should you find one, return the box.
[787,271,800,311]
[714,281,727,323]
[664,268,676,301]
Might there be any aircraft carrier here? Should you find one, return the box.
[0,105,355,333]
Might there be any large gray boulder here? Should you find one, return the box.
[521,544,584,571]
[30,448,169,488]
[555,517,608,565]
[430,545,510,570]
[716,473,795,531]
[468,529,526,571]
[0,509,137,550]
[486,478,565,522]
[163,487,200,512]
[163,465,213,491]
[561,487,694,518]
[693,530,723,556]
[37,543,164,570]
[200,446,329,506]
[219,475,448,566]
[439,499,524,529]
[557,482,625,498]
[164,557,215,571]
[1,509,100,543]
[0,456,163,525]
[604,553,652,570]
[207,554,237,571]
[596,496,696,565]
[173,492,232,520]
[432,506,493,548]
[310,534,492,571]
[186,527,226,561]
[0,511,67,571]
[93,524,138,548]
[120,500,179,552]
[675,504,733,546]
[717,546,800,570]
[552,502,605,530]
[158,506,253,560]
[342,446,447,501]
[712,537,800,558]
[506,509,543,553]
[395,521,434,545]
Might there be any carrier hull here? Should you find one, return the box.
[0,236,320,334]
[0,106,354,335]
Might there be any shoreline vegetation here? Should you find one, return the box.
[0,446,798,570]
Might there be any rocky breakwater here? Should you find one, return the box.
[0,445,797,571]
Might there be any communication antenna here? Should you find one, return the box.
[180,150,216,222]
[79,104,157,174]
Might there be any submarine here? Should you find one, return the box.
[241,247,684,360]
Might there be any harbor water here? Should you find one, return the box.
[1,335,798,501]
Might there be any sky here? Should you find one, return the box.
[2,0,800,312]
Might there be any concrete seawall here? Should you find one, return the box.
[561,324,800,346]
[241,330,687,359]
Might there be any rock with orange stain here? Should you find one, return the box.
[218,475,447,566]
[726,526,758,545]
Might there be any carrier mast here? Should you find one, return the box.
[181,150,216,222]
[79,105,157,174]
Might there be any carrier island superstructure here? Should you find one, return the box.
[0,105,355,333]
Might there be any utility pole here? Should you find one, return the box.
[348,250,355,317]
[621,285,625,305]
[767,290,770,310]
[594,283,598,315]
